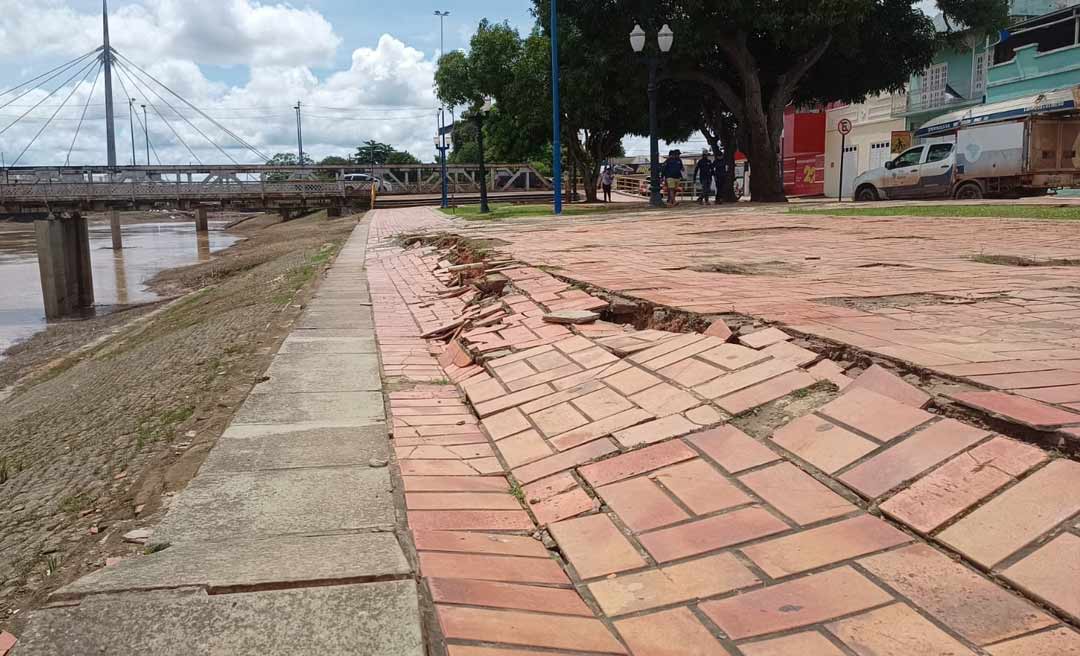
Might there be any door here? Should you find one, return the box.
[918,143,956,197]
[881,146,926,198]
[868,141,891,172]
[841,145,859,198]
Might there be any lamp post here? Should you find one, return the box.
[630,22,673,208]
[434,132,452,204]
[128,97,137,166]
[141,104,149,166]
[294,101,304,166]
[435,10,451,209]
[550,0,562,215]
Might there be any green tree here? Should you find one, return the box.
[316,155,351,180]
[554,0,1006,201]
[386,150,421,165]
[354,140,394,166]
[265,152,312,182]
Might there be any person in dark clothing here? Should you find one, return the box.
[713,155,728,204]
[661,150,684,207]
[696,152,714,205]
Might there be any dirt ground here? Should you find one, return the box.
[0,209,359,632]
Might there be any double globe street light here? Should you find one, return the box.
[630,22,674,208]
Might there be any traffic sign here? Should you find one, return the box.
[838,118,853,136]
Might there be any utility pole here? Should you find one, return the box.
[102,0,117,169]
[435,10,450,209]
[294,101,304,166]
[128,97,137,165]
[551,0,562,215]
[142,104,149,165]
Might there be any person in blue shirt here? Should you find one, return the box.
[661,150,684,206]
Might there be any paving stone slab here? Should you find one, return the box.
[202,424,389,473]
[54,533,409,599]
[1002,533,1080,623]
[14,582,422,656]
[155,467,394,544]
[263,353,382,392]
[232,390,386,425]
[279,335,378,354]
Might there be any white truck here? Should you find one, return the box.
[852,115,1080,201]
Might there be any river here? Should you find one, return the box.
[0,218,239,355]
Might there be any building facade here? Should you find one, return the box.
[824,94,908,199]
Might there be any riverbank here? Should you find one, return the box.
[0,210,359,632]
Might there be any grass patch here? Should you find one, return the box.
[972,254,1080,267]
[58,494,90,514]
[791,204,1080,221]
[440,203,625,221]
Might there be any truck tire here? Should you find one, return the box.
[954,182,983,200]
[855,185,879,202]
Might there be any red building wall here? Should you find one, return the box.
[782,107,826,197]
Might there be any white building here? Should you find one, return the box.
[824,92,908,199]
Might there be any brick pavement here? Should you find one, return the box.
[367,206,1080,656]
[449,203,1080,443]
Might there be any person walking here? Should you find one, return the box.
[696,152,713,205]
[601,166,614,203]
[662,150,684,207]
[714,154,729,204]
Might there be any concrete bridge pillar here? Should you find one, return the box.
[109,209,123,250]
[35,213,95,320]
[327,206,342,218]
[195,207,209,233]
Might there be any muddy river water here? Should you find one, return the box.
[0,219,238,355]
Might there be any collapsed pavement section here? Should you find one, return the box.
[11,219,423,655]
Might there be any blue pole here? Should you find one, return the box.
[550,0,562,215]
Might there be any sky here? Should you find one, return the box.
[0,0,939,167]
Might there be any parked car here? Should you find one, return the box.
[342,173,392,193]
[853,115,1080,201]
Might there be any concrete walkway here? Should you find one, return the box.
[12,219,423,655]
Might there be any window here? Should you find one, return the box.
[894,147,925,168]
[972,51,987,97]
[869,141,891,171]
[919,63,948,110]
[926,144,954,163]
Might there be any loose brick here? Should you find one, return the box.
[685,404,724,426]
[401,460,483,476]
[654,459,752,515]
[613,414,698,448]
[605,366,664,396]
[880,437,1046,534]
[985,628,1080,655]
[840,419,991,499]
[631,382,701,416]
[948,390,1080,430]
[848,364,930,408]
[409,510,534,531]
[694,359,796,400]
[819,388,935,442]
[513,438,618,484]
[807,359,854,389]
[496,430,554,469]
[598,477,689,532]
[740,327,792,349]
[522,471,577,502]
[429,578,593,616]
[631,333,709,364]
[639,506,790,563]
[580,440,698,487]
[404,476,509,493]
[507,364,584,393]
[407,492,522,511]
[742,514,911,577]
[0,632,15,656]
[762,340,819,367]
[571,387,635,421]
[483,409,532,441]
[531,487,595,526]
[704,319,733,340]
[860,543,1057,646]
[739,462,857,525]
[589,552,760,616]
[527,349,574,372]
[420,552,569,584]
[464,376,508,404]
[699,344,771,371]
[549,513,646,579]
[939,459,1080,568]
[436,606,626,653]
[550,408,654,450]
[1020,384,1080,404]
[615,607,732,656]
[827,603,976,656]
[716,370,817,415]
[687,425,780,474]
[660,358,727,388]
[639,337,729,372]
[738,632,846,656]
[968,369,1080,390]
[699,567,893,640]
[770,414,878,474]
[476,384,556,417]
[413,530,547,558]
[1002,533,1080,623]
[519,381,606,415]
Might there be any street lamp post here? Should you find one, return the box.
[141,104,149,166]
[128,97,137,166]
[630,22,673,208]
[294,101,305,165]
[435,10,451,209]
[551,0,562,215]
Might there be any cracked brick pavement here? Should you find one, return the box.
[366,206,1080,656]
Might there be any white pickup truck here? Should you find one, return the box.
[853,115,1080,201]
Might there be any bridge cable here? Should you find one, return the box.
[0,49,102,113]
[131,105,162,166]
[112,63,201,165]
[10,59,101,167]
[0,55,101,138]
[66,61,104,166]
[113,58,239,165]
[113,51,270,163]
[112,62,162,165]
